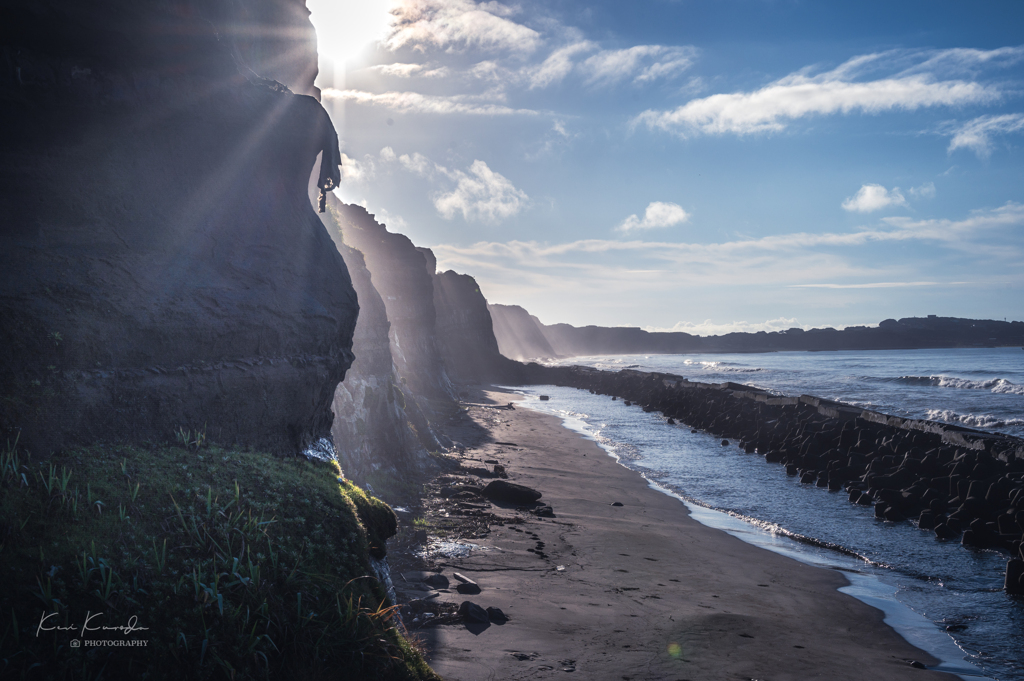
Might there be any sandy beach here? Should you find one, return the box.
[393,387,955,681]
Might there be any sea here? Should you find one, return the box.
[511,347,1024,681]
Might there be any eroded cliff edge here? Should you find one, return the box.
[0,0,357,455]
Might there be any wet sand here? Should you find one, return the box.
[406,388,953,681]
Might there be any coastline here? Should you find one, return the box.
[394,387,954,681]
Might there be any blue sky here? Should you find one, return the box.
[307,0,1024,334]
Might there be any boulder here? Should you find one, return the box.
[458,601,489,624]
[453,572,481,594]
[482,480,542,504]
[486,606,509,623]
[423,573,449,589]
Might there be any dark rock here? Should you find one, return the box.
[486,607,509,623]
[721,440,730,446]
[611,502,624,507]
[482,480,542,504]
[909,660,927,670]
[667,418,676,425]
[493,464,507,477]
[918,511,936,531]
[453,572,481,594]
[533,505,556,518]
[539,395,550,401]
[423,573,449,589]
[458,601,489,624]
[934,523,957,540]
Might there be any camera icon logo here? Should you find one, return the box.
[70,639,80,648]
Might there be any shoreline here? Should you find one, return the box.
[391,387,956,681]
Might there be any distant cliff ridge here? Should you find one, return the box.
[488,306,1024,359]
[0,0,357,454]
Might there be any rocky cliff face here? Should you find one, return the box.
[315,205,436,482]
[0,0,358,454]
[329,199,456,405]
[433,271,520,384]
[490,302,1024,358]
[488,303,559,360]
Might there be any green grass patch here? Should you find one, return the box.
[0,439,438,680]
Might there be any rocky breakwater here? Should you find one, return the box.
[0,0,358,454]
[534,365,1024,594]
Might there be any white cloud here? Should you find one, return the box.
[339,152,372,182]
[385,0,541,54]
[369,62,450,78]
[581,45,697,86]
[632,48,1005,138]
[841,184,907,213]
[322,88,537,116]
[788,281,964,289]
[379,149,528,223]
[618,201,691,231]
[399,151,434,175]
[371,62,425,77]
[908,182,936,199]
[947,113,1024,158]
[434,160,529,223]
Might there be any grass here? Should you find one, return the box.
[0,437,439,681]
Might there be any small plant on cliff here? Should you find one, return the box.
[174,424,208,451]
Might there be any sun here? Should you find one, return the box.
[307,0,393,67]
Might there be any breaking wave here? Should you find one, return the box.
[683,359,763,373]
[924,409,1024,430]
[889,375,1024,395]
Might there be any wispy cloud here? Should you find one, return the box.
[369,62,450,78]
[788,281,969,289]
[617,201,690,231]
[632,48,1009,138]
[385,0,541,54]
[580,45,698,86]
[322,88,538,116]
[841,184,907,213]
[907,182,936,199]
[946,113,1024,157]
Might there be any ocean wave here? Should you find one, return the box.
[889,375,1024,395]
[924,409,1024,430]
[683,359,763,373]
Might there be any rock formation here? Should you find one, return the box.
[316,203,436,482]
[432,269,521,385]
[487,303,558,360]
[328,200,456,405]
[0,0,357,455]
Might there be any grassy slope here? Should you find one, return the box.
[0,438,439,681]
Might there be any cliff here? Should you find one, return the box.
[316,204,437,482]
[0,0,358,456]
[490,306,1024,358]
[327,199,456,404]
[432,269,522,385]
[488,303,559,361]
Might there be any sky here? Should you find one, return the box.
[306,0,1024,334]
